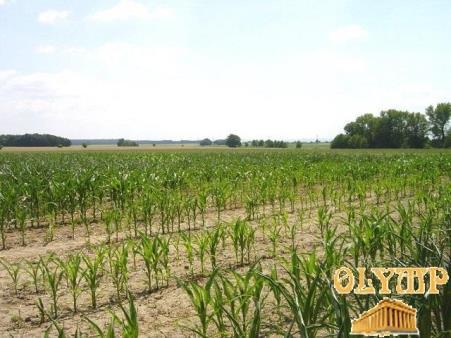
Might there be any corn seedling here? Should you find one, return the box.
[0,258,21,295]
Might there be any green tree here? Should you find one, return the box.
[373,110,409,148]
[426,103,451,147]
[445,130,451,148]
[295,141,302,148]
[405,113,429,148]
[199,138,212,146]
[330,134,350,148]
[225,134,241,148]
[344,114,378,147]
[117,139,138,147]
[348,135,368,148]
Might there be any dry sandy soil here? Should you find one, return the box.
[0,193,408,337]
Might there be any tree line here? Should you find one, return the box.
[201,135,302,148]
[0,134,71,147]
[331,103,451,149]
[117,138,138,147]
[248,139,289,148]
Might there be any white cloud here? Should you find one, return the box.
[0,0,9,6]
[329,25,368,44]
[89,0,173,22]
[38,10,69,24]
[1,42,446,140]
[35,45,56,54]
[0,44,373,140]
[0,70,16,81]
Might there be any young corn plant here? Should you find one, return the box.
[180,232,195,276]
[193,232,209,274]
[159,236,171,286]
[82,248,106,309]
[84,316,116,338]
[41,259,64,318]
[110,291,139,338]
[219,263,265,338]
[0,258,21,295]
[102,209,114,244]
[136,234,157,293]
[59,253,84,313]
[230,219,255,266]
[108,244,129,301]
[25,259,41,294]
[15,206,27,247]
[207,226,223,270]
[266,219,282,258]
[260,249,330,337]
[180,269,218,337]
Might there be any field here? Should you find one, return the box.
[0,149,449,337]
[0,142,331,153]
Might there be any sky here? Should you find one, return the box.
[1,0,450,140]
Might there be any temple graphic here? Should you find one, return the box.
[350,298,419,336]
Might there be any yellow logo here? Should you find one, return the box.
[333,267,449,337]
[350,298,418,337]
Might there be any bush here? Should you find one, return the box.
[82,143,88,148]
[117,139,138,147]
[199,138,212,146]
[213,139,226,146]
[330,134,350,148]
[295,141,302,149]
[225,134,241,148]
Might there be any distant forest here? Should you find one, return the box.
[331,103,451,148]
[0,134,71,147]
[71,139,201,145]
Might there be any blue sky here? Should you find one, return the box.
[1,0,450,140]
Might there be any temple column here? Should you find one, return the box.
[384,307,388,328]
[388,308,392,328]
[394,308,398,328]
[378,310,381,327]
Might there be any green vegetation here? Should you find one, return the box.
[0,149,449,336]
[225,134,241,147]
[250,139,289,148]
[200,138,213,146]
[331,103,450,148]
[0,133,71,147]
[426,102,451,147]
[117,138,139,147]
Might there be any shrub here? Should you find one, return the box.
[82,143,88,148]
[117,139,138,147]
[225,134,241,148]
[330,134,350,148]
[200,138,213,146]
[295,141,302,148]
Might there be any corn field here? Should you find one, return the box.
[0,150,449,337]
